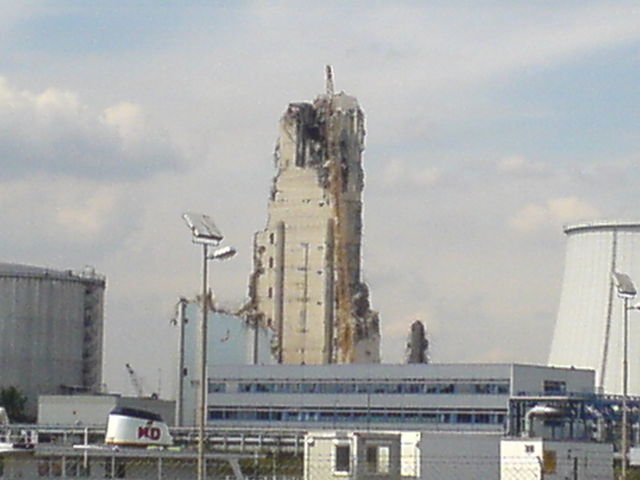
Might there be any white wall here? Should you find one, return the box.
[419,432,501,480]
[38,395,175,427]
[510,365,595,397]
[38,395,116,426]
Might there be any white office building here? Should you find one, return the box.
[196,363,594,432]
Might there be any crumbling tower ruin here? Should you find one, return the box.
[247,67,380,364]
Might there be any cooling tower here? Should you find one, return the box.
[548,221,640,395]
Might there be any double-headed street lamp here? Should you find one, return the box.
[182,212,236,480]
[612,272,637,480]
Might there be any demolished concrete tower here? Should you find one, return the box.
[247,67,380,365]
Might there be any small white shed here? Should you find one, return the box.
[500,438,613,480]
[304,431,401,480]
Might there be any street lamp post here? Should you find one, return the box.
[174,296,188,427]
[612,272,637,480]
[182,212,236,480]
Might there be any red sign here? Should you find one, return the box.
[137,426,161,441]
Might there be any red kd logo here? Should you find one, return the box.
[138,426,161,440]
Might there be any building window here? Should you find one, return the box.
[269,233,275,244]
[366,446,390,474]
[543,380,566,395]
[334,444,351,473]
[474,413,491,424]
[442,384,455,393]
[268,287,273,298]
[209,410,223,420]
[474,383,491,394]
[269,257,274,268]
[456,413,473,423]
[497,384,510,394]
[208,382,226,393]
[205,406,506,427]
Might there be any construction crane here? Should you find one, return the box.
[125,363,144,397]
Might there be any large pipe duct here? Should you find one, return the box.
[524,404,565,438]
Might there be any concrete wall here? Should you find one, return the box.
[38,395,116,427]
[38,395,175,427]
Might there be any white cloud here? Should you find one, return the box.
[35,87,81,113]
[414,167,442,187]
[381,159,406,185]
[55,188,120,237]
[0,77,182,180]
[380,159,442,188]
[103,102,145,141]
[0,177,136,248]
[497,155,547,177]
[509,197,601,233]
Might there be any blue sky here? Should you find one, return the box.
[1,2,639,396]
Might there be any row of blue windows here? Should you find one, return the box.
[208,408,506,425]
[209,381,510,395]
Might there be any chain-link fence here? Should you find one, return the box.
[0,449,302,480]
[0,431,622,480]
[0,450,621,480]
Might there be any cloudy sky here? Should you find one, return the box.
[1,2,639,396]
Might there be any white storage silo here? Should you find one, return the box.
[548,221,640,395]
[0,263,105,415]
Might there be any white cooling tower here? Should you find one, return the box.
[548,220,640,395]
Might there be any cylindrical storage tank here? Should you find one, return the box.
[548,221,640,395]
[0,263,105,415]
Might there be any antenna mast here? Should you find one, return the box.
[325,65,334,96]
